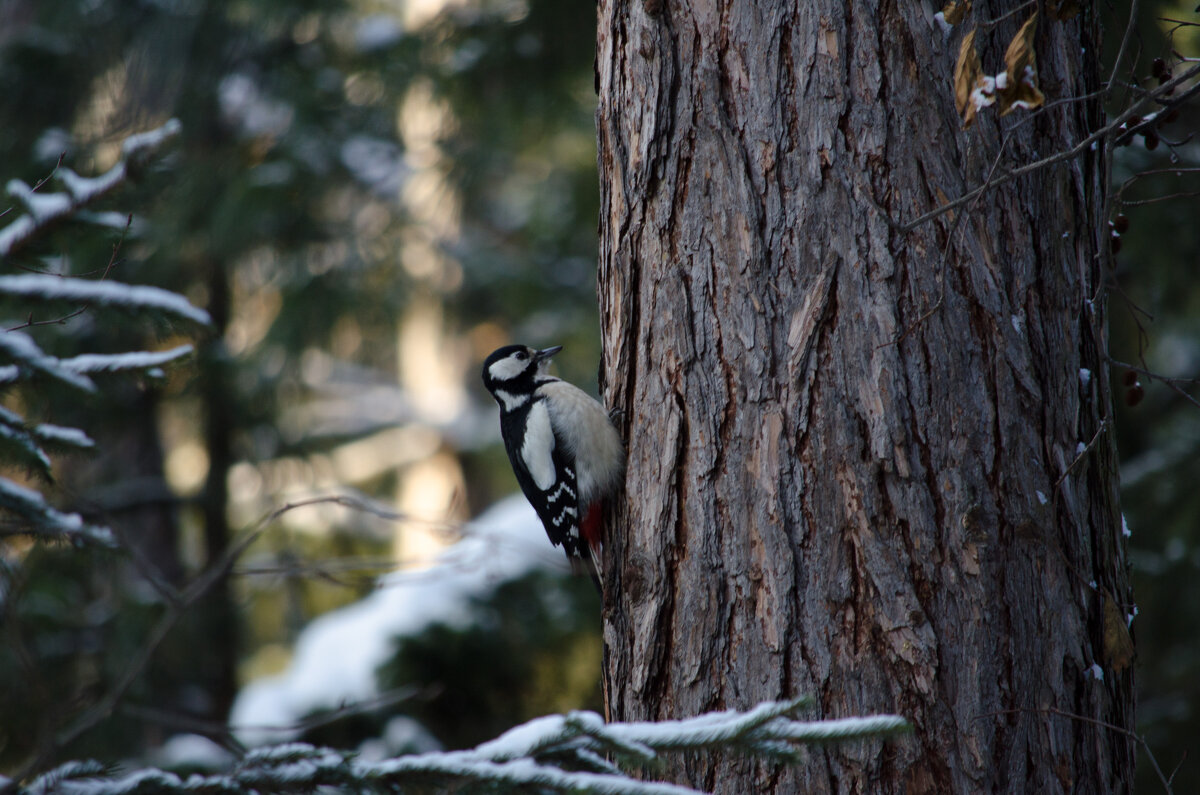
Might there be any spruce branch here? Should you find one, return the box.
[8,700,909,795]
[0,119,181,259]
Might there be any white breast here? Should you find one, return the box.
[520,400,557,490]
[537,380,625,503]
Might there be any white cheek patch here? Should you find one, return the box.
[520,401,557,491]
[488,355,527,382]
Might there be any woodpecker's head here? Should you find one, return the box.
[481,344,561,398]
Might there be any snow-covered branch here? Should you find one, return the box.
[0,118,181,259]
[58,345,196,375]
[0,275,211,327]
[11,700,909,795]
[0,477,114,546]
[472,697,908,766]
[0,122,204,547]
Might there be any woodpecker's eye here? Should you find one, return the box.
[514,351,528,361]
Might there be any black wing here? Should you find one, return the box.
[500,405,599,590]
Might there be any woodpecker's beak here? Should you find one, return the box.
[534,345,562,362]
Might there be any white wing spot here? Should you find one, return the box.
[545,481,576,504]
[551,505,578,528]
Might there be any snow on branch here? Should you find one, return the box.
[0,476,114,546]
[30,423,95,451]
[473,697,909,765]
[0,330,96,392]
[0,404,53,475]
[0,405,93,478]
[0,118,181,258]
[0,275,211,327]
[0,121,203,547]
[59,344,196,375]
[13,699,909,794]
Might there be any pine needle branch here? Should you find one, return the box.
[0,119,181,260]
[7,701,910,795]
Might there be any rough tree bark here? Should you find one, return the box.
[596,2,1135,792]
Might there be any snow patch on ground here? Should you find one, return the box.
[230,495,561,746]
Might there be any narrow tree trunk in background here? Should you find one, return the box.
[596,2,1135,792]
[199,257,238,720]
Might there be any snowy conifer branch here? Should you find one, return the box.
[0,119,181,259]
[471,697,908,767]
[0,330,97,392]
[10,701,909,795]
[58,344,196,374]
[0,275,211,327]
[768,714,914,743]
[0,477,114,546]
[0,121,204,549]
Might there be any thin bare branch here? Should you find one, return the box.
[1107,0,1140,96]
[30,153,67,194]
[974,707,1173,794]
[3,489,492,785]
[1120,189,1200,206]
[1055,420,1109,490]
[6,493,319,784]
[5,214,133,332]
[1108,356,1200,410]
[976,1,1037,32]
[120,685,430,755]
[899,61,1200,233]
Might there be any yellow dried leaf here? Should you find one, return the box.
[941,0,972,26]
[1003,12,1038,75]
[1102,592,1134,673]
[998,13,1044,116]
[954,29,984,127]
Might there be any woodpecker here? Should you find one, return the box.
[481,344,624,590]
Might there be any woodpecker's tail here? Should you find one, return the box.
[572,546,602,594]
[575,502,604,594]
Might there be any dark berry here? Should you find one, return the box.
[1113,214,1130,234]
[1144,130,1160,150]
[1125,384,1145,407]
[1123,370,1138,386]
[1152,58,1167,79]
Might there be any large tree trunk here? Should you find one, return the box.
[595,2,1135,792]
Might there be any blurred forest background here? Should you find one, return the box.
[0,0,1196,791]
